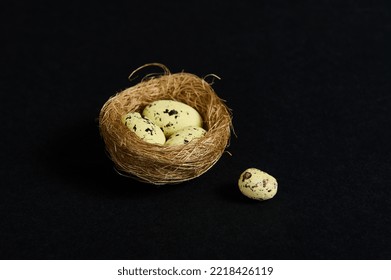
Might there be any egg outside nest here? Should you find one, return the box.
[99,63,233,185]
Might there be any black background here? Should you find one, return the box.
[1,0,390,259]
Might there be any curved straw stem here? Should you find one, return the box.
[203,74,221,85]
[128,63,171,82]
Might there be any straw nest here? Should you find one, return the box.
[99,63,232,185]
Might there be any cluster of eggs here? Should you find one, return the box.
[122,100,206,146]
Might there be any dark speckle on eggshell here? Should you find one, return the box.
[242,172,252,182]
[169,110,178,116]
[145,128,153,135]
[163,109,178,116]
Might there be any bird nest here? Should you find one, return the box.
[99,63,232,185]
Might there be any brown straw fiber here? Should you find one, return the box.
[99,63,232,185]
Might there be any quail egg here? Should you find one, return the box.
[122,112,165,145]
[238,168,278,201]
[142,100,203,137]
[165,126,207,146]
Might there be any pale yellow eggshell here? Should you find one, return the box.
[122,112,166,145]
[238,168,278,201]
[165,126,207,146]
[142,100,203,137]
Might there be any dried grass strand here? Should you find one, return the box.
[128,62,171,83]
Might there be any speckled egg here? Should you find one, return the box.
[165,126,207,146]
[142,100,203,137]
[122,112,166,145]
[238,168,278,201]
